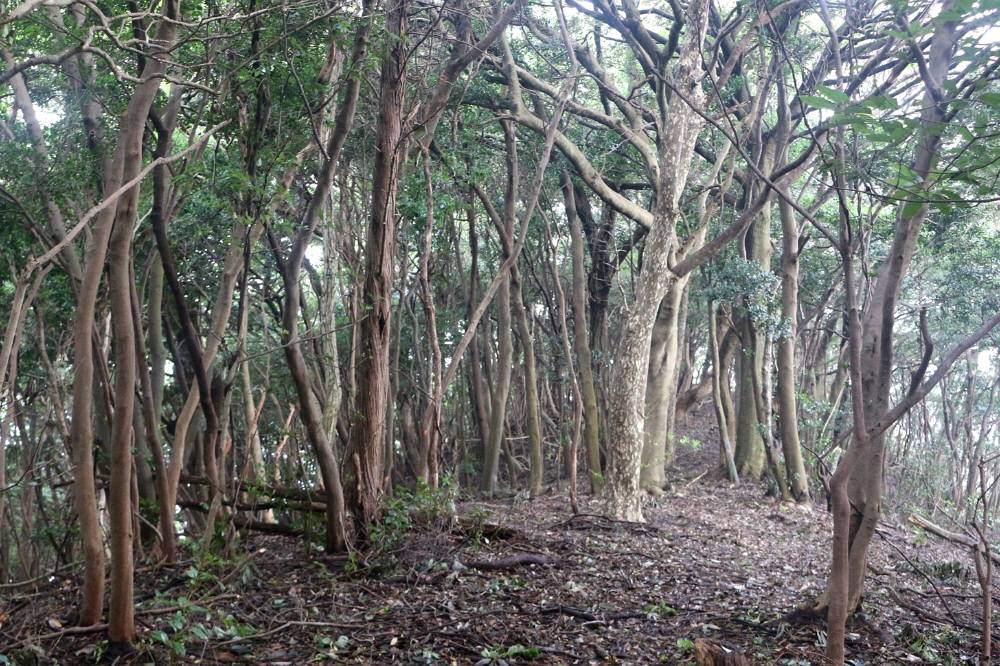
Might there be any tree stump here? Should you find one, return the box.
[694,639,752,666]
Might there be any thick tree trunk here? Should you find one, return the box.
[641,279,687,492]
[345,0,407,535]
[734,208,770,480]
[602,0,709,521]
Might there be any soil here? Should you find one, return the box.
[1,406,992,664]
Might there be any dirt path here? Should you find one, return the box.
[2,415,991,663]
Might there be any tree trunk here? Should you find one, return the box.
[563,173,602,494]
[68,0,178,624]
[345,0,407,536]
[465,201,492,465]
[641,279,687,492]
[776,196,809,502]
[710,303,739,482]
[734,211,770,480]
[107,193,137,649]
[511,269,544,496]
[602,0,709,520]
[417,149,444,488]
[481,270,513,494]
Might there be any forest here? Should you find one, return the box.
[1,0,1000,662]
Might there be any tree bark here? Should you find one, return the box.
[68,0,178,625]
[344,0,407,536]
[710,304,739,482]
[776,195,809,502]
[641,279,687,492]
[601,0,710,520]
[562,172,602,494]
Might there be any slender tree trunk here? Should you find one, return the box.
[107,199,137,649]
[417,149,444,488]
[130,276,173,561]
[777,196,809,502]
[710,303,739,482]
[562,172,602,494]
[820,6,961,661]
[68,0,178,623]
[465,201,492,464]
[511,265,544,496]
[482,276,513,495]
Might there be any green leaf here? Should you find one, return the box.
[507,644,542,658]
[901,199,924,218]
[816,85,849,104]
[799,95,836,110]
[677,637,695,650]
[865,94,898,110]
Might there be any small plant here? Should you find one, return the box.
[368,478,460,556]
[139,596,256,659]
[477,644,542,664]
[464,505,491,546]
[312,634,349,661]
[643,602,678,617]
[677,435,702,451]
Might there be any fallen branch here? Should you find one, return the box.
[179,498,326,513]
[460,553,555,571]
[551,513,661,534]
[888,588,978,633]
[4,623,107,650]
[908,513,1000,567]
[0,561,80,591]
[231,515,306,537]
[538,604,646,625]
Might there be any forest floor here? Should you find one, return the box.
[2,408,993,665]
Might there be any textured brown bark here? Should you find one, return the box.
[562,173,602,494]
[68,0,178,626]
[107,181,137,648]
[274,10,370,551]
[344,0,407,535]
